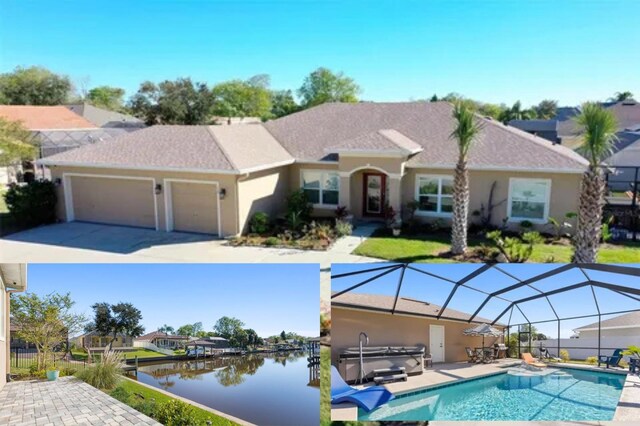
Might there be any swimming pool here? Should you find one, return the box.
[359,367,626,421]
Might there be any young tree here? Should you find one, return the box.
[449,101,483,255]
[87,302,144,350]
[0,118,38,167]
[128,78,214,125]
[87,86,126,111]
[0,66,72,105]
[297,67,360,107]
[535,99,558,119]
[573,103,618,262]
[11,292,86,369]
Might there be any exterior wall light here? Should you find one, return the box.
[54,178,62,186]
[219,188,226,199]
[155,184,162,195]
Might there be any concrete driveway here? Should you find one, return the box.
[0,222,380,264]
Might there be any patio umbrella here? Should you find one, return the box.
[463,323,503,349]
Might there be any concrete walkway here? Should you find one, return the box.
[0,377,159,425]
[0,222,381,264]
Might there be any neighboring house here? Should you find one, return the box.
[73,331,134,349]
[38,102,588,237]
[65,103,145,129]
[9,320,35,350]
[136,331,191,349]
[1,264,27,391]
[538,311,640,360]
[508,119,560,143]
[331,292,504,366]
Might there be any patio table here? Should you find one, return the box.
[475,347,495,363]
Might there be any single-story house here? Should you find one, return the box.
[508,119,560,144]
[38,102,589,236]
[1,264,27,391]
[73,331,134,349]
[331,292,504,366]
[136,331,191,349]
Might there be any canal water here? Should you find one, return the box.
[135,351,319,426]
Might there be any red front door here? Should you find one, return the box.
[363,173,386,217]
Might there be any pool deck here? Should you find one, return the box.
[331,358,640,423]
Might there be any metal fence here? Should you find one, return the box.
[10,348,88,372]
[604,165,640,239]
[513,343,630,361]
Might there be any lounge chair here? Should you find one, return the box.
[522,352,547,368]
[331,366,394,412]
[598,349,624,368]
[465,347,479,363]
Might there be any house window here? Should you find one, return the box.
[301,170,340,206]
[415,175,453,216]
[508,178,551,223]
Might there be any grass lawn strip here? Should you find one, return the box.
[117,377,248,426]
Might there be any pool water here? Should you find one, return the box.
[359,368,626,421]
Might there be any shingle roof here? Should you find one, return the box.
[606,132,640,166]
[332,291,497,324]
[326,129,423,155]
[508,119,558,132]
[265,102,588,171]
[556,101,640,137]
[0,105,98,130]
[136,331,190,341]
[66,103,145,128]
[574,311,640,331]
[39,124,294,173]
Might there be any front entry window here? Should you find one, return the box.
[366,175,383,214]
[416,175,453,216]
[301,170,340,207]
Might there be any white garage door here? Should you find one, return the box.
[169,181,219,235]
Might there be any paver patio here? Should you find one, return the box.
[0,222,380,264]
[0,377,160,426]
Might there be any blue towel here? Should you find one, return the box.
[330,366,395,412]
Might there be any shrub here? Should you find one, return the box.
[520,220,533,230]
[249,212,270,234]
[75,350,124,390]
[4,180,57,227]
[334,206,349,220]
[586,356,598,365]
[286,189,313,222]
[109,385,132,403]
[264,236,280,246]
[335,220,352,237]
[384,204,397,228]
[304,221,333,242]
[486,230,543,263]
[59,367,77,377]
[559,349,570,362]
[623,345,640,358]
[155,400,197,426]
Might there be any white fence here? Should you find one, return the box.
[521,337,635,361]
[133,341,175,356]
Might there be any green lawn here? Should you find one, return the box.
[71,348,167,361]
[353,233,640,263]
[114,379,237,426]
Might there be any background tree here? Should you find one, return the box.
[280,330,287,341]
[229,328,249,348]
[535,99,558,119]
[157,324,175,335]
[0,117,37,166]
[87,86,126,111]
[573,103,618,262]
[128,78,214,125]
[449,101,483,255]
[270,89,299,118]
[610,91,634,102]
[213,316,245,339]
[429,94,439,102]
[477,103,506,120]
[11,292,86,369]
[0,66,72,105]
[211,75,272,120]
[500,100,537,123]
[297,67,360,107]
[87,302,145,349]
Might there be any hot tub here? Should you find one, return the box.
[338,346,425,383]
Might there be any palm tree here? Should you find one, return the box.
[450,101,483,255]
[610,91,634,102]
[573,103,618,262]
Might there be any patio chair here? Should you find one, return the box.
[522,352,547,368]
[331,366,394,412]
[598,349,624,369]
[482,348,495,363]
[465,347,479,363]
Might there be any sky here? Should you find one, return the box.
[1,0,638,106]
[332,263,640,338]
[25,263,319,338]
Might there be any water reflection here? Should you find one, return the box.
[136,351,319,426]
